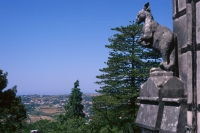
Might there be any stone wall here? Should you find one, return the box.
[172,0,188,96]
[173,0,200,132]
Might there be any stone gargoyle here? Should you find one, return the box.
[136,2,178,73]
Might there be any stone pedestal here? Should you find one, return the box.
[136,70,187,133]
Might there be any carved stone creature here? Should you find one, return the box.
[136,2,177,72]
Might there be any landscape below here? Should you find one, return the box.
[20,94,97,123]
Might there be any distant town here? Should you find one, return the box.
[20,94,98,123]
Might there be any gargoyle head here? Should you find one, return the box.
[136,2,152,24]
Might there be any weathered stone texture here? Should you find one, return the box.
[186,3,192,45]
[196,2,200,44]
[198,113,200,133]
[187,111,192,127]
[178,0,186,11]
[160,105,180,132]
[140,78,159,98]
[173,14,188,96]
[187,51,193,103]
[197,51,200,104]
[173,19,180,53]
[136,103,161,130]
[177,15,188,48]
[173,0,176,15]
[178,53,187,95]
[173,15,188,56]
[160,103,187,133]
[140,73,185,98]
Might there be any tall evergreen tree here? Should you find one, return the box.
[64,80,85,119]
[0,70,27,133]
[92,21,161,132]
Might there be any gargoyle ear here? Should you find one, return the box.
[144,2,151,12]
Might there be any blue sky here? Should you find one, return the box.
[0,0,172,95]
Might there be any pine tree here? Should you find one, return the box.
[64,80,85,119]
[0,70,27,133]
[92,21,161,132]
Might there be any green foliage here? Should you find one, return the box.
[22,118,90,133]
[55,80,87,132]
[0,70,27,133]
[65,117,88,133]
[99,125,123,133]
[57,80,85,123]
[92,21,161,132]
[64,80,85,120]
[22,119,60,133]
